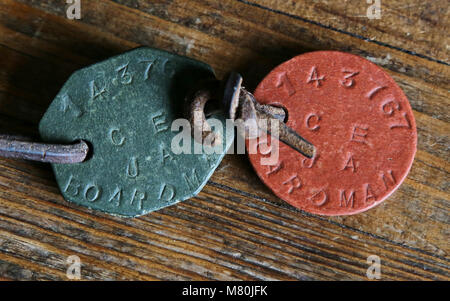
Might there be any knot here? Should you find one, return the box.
[185,79,222,147]
[185,72,316,158]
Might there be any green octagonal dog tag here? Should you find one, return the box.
[39,47,233,217]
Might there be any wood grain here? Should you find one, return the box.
[0,0,448,280]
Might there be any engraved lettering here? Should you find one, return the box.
[283,174,301,194]
[158,183,175,201]
[84,183,101,202]
[160,146,173,165]
[90,80,107,100]
[366,86,387,99]
[389,112,411,129]
[307,66,325,87]
[381,97,400,116]
[109,128,126,146]
[60,94,82,117]
[130,188,146,210]
[115,63,133,85]
[351,125,368,144]
[343,153,356,172]
[380,98,412,129]
[108,187,122,207]
[127,157,139,178]
[275,72,296,96]
[308,190,328,207]
[340,70,359,87]
[301,154,318,169]
[266,160,283,176]
[340,189,355,208]
[140,59,155,80]
[64,175,80,196]
[381,170,396,190]
[183,168,200,189]
[364,184,377,204]
[305,113,321,131]
[151,111,169,133]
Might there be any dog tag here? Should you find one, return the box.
[39,47,233,217]
[247,51,417,216]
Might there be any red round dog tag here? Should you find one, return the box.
[247,51,417,216]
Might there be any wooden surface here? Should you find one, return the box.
[0,0,448,280]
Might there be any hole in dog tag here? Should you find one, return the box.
[39,47,233,217]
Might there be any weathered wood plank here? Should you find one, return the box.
[0,163,448,280]
[241,0,450,64]
[0,0,448,280]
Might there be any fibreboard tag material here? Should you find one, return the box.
[39,47,233,217]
